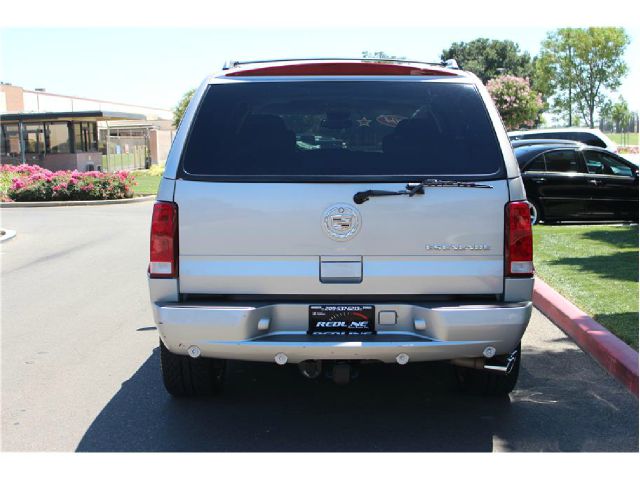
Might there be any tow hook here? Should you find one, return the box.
[331,362,352,385]
[298,360,322,379]
[297,361,360,384]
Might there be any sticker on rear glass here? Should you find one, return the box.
[376,114,406,127]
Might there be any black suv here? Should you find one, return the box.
[513,143,639,224]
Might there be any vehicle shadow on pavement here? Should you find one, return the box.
[76,346,638,452]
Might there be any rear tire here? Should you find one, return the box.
[454,344,521,396]
[160,339,226,397]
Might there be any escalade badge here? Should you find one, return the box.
[322,204,361,241]
[425,244,491,251]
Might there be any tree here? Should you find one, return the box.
[172,88,196,128]
[534,29,577,126]
[610,98,632,134]
[535,27,630,128]
[600,97,633,146]
[440,38,533,83]
[487,76,543,131]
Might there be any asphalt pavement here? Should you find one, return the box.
[1,202,637,452]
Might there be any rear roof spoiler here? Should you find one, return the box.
[221,58,462,77]
[222,57,460,70]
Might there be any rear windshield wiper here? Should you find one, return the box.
[353,179,493,204]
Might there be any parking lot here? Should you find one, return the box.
[1,202,638,452]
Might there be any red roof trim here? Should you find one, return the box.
[225,62,458,77]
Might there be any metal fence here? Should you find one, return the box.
[99,129,150,172]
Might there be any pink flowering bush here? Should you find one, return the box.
[619,145,639,155]
[487,75,543,131]
[0,164,136,202]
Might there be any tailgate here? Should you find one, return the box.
[175,180,507,295]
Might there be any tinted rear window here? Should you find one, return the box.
[181,81,505,180]
[574,133,607,148]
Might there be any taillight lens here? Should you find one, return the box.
[505,201,533,277]
[149,201,178,278]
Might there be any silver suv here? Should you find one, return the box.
[148,59,534,397]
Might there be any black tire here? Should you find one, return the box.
[160,339,226,397]
[528,200,543,225]
[454,344,521,396]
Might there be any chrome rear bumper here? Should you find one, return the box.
[152,301,532,364]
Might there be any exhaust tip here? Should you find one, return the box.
[484,348,519,374]
[274,353,288,365]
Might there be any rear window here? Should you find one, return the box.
[573,133,607,148]
[181,81,505,180]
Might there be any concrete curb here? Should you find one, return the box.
[0,229,17,242]
[533,276,639,398]
[0,195,155,208]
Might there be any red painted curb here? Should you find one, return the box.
[533,277,639,398]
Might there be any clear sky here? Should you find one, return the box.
[1,26,638,112]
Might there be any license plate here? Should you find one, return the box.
[308,305,375,335]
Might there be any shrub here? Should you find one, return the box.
[487,75,543,130]
[1,165,136,202]
[134,163,165,177]
[619,145,639,155]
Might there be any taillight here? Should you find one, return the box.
[149,201,178,278]
[505,201,533,277]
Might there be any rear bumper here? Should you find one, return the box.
[152,301,532,364]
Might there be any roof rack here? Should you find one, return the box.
[222,57,460,70]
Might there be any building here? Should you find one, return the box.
[0,83,175,171]
[1,111,147,171]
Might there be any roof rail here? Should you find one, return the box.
[222,57,460,70]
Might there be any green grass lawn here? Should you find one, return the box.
[606,132,639,146]
[131,172,161,196]
[533,225,639,349]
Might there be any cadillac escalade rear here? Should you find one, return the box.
[148,60,533,397]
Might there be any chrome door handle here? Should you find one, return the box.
[588,179,602,185]
[532,178,546,183]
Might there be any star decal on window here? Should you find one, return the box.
[357,116,372,127]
